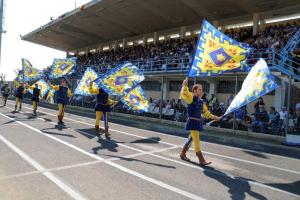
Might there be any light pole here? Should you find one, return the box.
[0,0,6,68]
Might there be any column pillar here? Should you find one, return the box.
[153,32,158,44]
[253,13,259,36]
[180,26,186,38]
[122,38,126,49]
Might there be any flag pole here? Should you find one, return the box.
[233,75,238,132]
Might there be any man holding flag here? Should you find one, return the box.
[26,83,41,116]
[1,83,10,106]
[14,82,27,112]
[49,78,72,124]
[89,82,117,138]
[180,78,221,166]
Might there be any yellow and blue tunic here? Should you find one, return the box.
[49,84,72,118]
[89,85,116,126]
[180,85,216,152]
[27,85,41,102]
[15,85,26,99]
[180,85,215,131]
[49,84,72,105]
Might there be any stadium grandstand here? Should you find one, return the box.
[2,1,300,199]
[21,0,300,135]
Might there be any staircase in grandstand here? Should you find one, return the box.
[268,28,300,85]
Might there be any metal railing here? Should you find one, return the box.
[75,48,300,81]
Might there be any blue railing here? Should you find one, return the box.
[76,47,300,81]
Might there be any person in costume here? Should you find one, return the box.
[1,83,10,106]
[14,82,27,112]
[89,82,117,138]
[49,78,72,124]
[26,83,41,116]
[180,78,221,166]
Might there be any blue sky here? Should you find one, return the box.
[0,0,90,80]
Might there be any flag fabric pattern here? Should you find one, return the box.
[74,67,98,96]
[188,20,251,77]
[46,89,55,104]
[223,58,278,116]
[22,58,42,81]
[122,85,149,112]
[94,63,144,96]
[27,79,50,98]
[49,57,77,78]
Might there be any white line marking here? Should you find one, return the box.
[17,104,300,176]
[0,110,207,200]
[0,146,177,181]
[4,104,300,198]
[0,134,88,200]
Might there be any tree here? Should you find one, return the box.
[0,72,5,84]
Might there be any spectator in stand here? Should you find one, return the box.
[174,99,184,121]
[291,48,300,75]
[268,106,280,135]
[227,94,234,108]
[214,102,226,116]
[279,106,288,131]
[208,94,218,111]
[296,101,300,112]
[254,97,265,112]
[250,105,269,133]
[202,93,209,106]
[288,108,296,133]
[294,110,300,134]
[233,106,247,130]
[74,20,300,77]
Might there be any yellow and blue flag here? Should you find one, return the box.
[94,63,144,96]
[27,79,50,98]
[46,89,55,104]
[49,57,77,78]
[122,85,149,112]
[224,58,278,116]
[22,58,42,81]
[188,20,251,77]
[74,67,98,96]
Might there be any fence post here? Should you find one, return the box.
[159,76,164,119]
[233,75,238,132]
[285,75,292,136]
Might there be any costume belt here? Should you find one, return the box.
[97,102,109,105]
[188,117,202,121]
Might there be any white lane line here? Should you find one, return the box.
[4,105,300,198]
[1,146,177,181]
[0,109,207,200]
[0,134,89,200]
[17,104,300,176]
